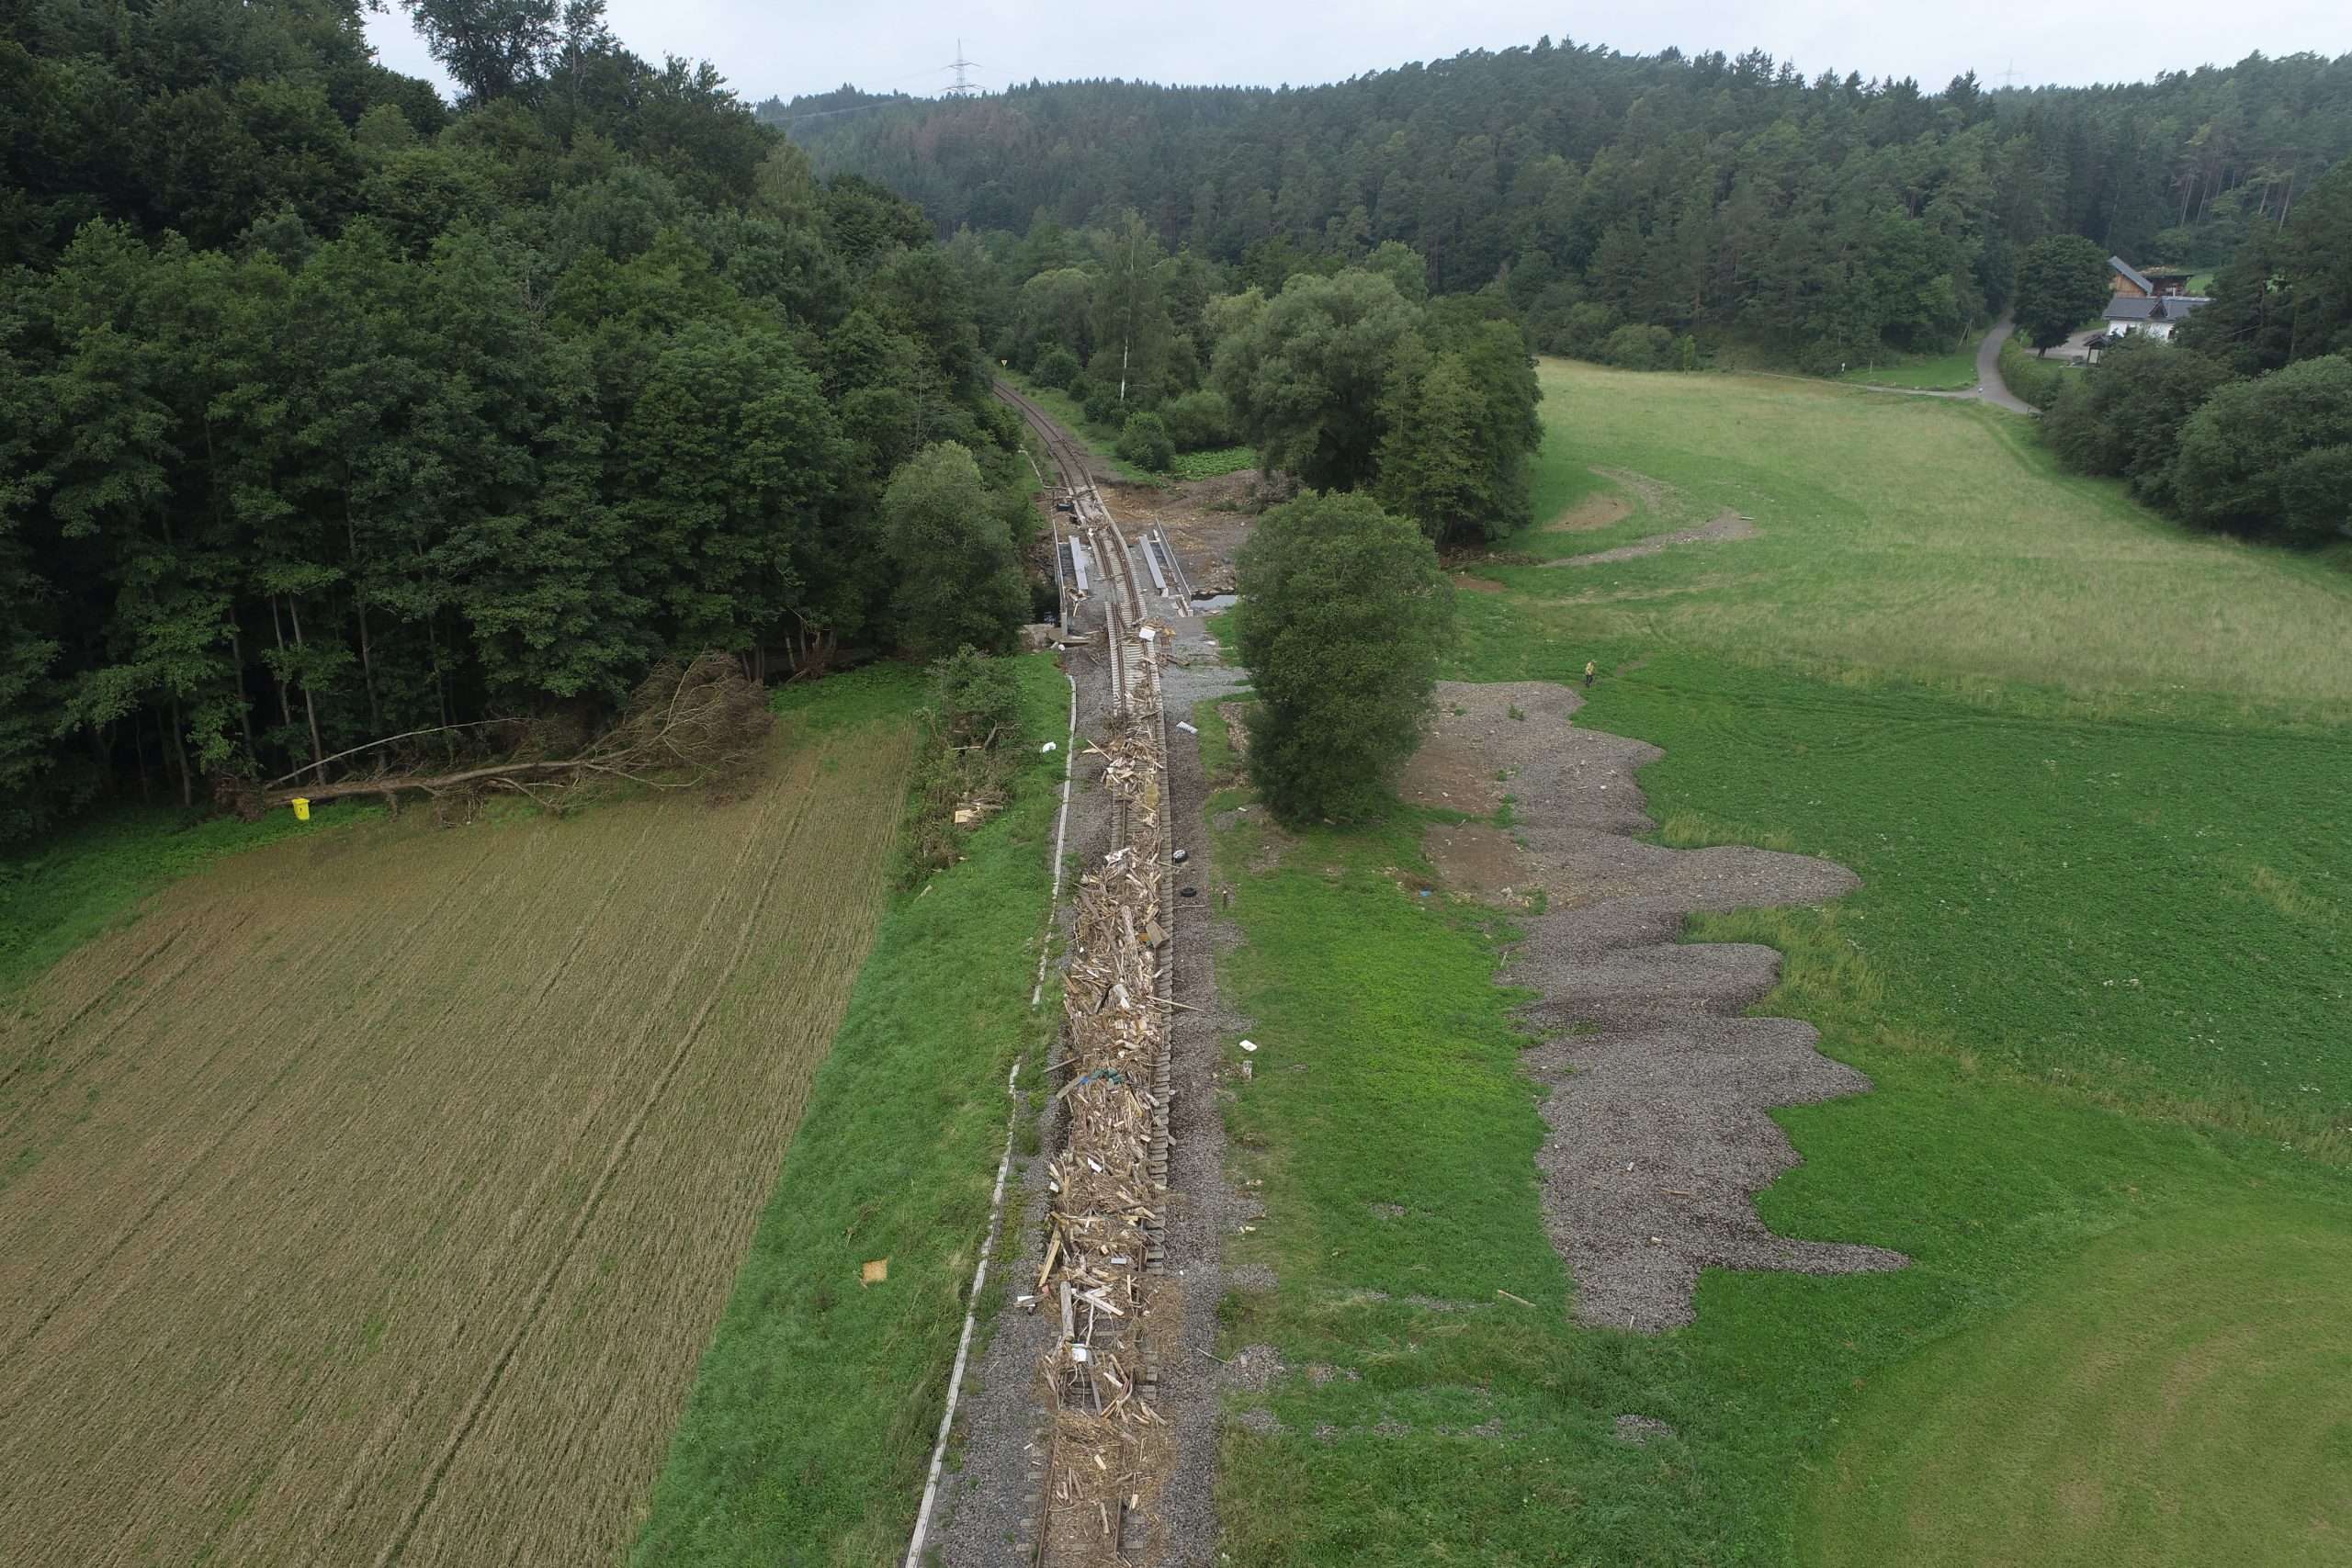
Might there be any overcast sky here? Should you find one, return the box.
[364,0,2352,107]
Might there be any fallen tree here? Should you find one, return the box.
[220,654,773,819]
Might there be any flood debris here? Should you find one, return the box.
[1039,661,1176,1564]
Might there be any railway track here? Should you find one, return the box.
[995,380,1148,719]
[991,380,1178,1566]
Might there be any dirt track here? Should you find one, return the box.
[1541,511,1759,569]
[1405,682,1905,1330]
[0,721,913,1565]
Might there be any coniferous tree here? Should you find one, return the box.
[2014,235,2112,354]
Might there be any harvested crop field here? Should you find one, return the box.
[0,716,916,1566]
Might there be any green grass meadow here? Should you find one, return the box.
[1804,1199,2352,1567]
[1481,363,2352,714]
[1833,333,1981,389]
[633,656,1068,1564]
[1208,361,2352,1564]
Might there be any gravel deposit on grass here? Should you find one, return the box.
[1421,682,1905,1331]
[1544,511,1759,569]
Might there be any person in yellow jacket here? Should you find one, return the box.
[1583,660,1597,691]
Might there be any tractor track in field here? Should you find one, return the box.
[0,910,244,1107]
[0,727,916,1567]
[0,918,194,1085]
[372,780,814,1567]
[230,816,657,1527]
[0,839,508,1378]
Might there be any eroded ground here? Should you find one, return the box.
[1413,682,1905,1330]
[1100,469,1262,596]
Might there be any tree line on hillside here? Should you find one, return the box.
[937,212,1541,544]
[0,0,1038,843]
[778,44,2352,371]
[2039,156,2352,541]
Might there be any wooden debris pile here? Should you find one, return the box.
[1039,697,1171,1561]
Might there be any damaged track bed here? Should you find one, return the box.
[997,381,1182,1566]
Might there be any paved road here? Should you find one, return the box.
[1973,315,2034,413]
[1838,316,2035,413]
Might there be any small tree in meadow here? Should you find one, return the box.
[1234,491,1453,824]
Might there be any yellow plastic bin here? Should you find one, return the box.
[291,797,311,821]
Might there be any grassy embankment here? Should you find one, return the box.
[1001,370,1257,483]
[633,656,1068,1565]
[1205,361,2352,1564]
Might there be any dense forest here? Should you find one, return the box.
[1,0,1036,842]
[778,41,2351,543]
[7,21,2347,844]
[931,208,1542,543]
[773,44,2352,369]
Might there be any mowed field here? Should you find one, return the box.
[1482,360,2352,715]
[0,715,916,1565]
[1204,361,2352,1565]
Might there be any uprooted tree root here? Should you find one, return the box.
[219,653,773,820]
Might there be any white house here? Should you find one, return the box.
[2101,291,2210,341]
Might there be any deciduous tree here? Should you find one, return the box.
[1213,269,1420,490]
[2172,355,2352,540]
[1234,491,1453,823]
[879,442,1029,660]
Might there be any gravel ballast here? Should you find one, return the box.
[1146,629,1256,1567]
[927,641,1123,1568]
[1419,682,1906,1332]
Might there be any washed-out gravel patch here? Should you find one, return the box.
[1421,682,1905,1333]
[1544,489,1634,533]
[1543,511,1759,569]
[1614,1414,1677,1445]
[1422,821,1532,903]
